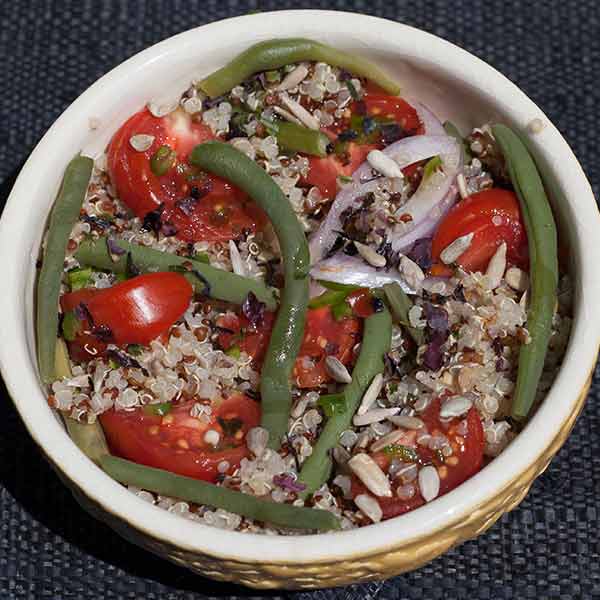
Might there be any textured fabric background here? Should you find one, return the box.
[1,1,598,598]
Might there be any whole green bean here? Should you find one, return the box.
[443,120,472,164]
[298,308,392,498]
[101,455,340,531]
[75,238,278,310]
[37,155,93,383]
[383,283,425,346]
[276,122,330,158]
[491,124,558,419]
[198,38,401,98]
[190,142,309,449]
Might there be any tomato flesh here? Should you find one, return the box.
[107,108,262,242]
[431,188,528,273]
[350,398,484,520]
[304,92,421,199]
[100,396,260,482]
[217,306,361,389]
[61,272,193,358]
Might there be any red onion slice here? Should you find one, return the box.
[309,135,461,263]
[408,98,446,136]
[310,253,415,293]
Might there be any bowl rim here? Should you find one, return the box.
[1,9,599,566]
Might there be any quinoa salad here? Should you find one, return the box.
[36,39,571,533]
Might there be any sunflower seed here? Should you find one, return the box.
[355,242,386,268]
[387,415,425,429]
[273,105,303,126]
[440,233,474,264]
[439,395,473,418]
[484,242,507,290]
[357,373,384,415]
[129,134,155,152]
[418,465,440,502]
[505,266,529,291]
[399,255,425,290]
[457,173,468,199]
[279,94,320,130]
[228,240,246,276]
[325,356,352,383]
[367,150,404,179]
[353,407,401,427]
[370,429,406,452]
[348,453,392,497]
[354,493,383,523]
[277,64,309,91]
[147,100,178,118]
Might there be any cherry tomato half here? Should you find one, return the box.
[431,188,528,273]
[350,398,484,520]
[217,306,362,389]
[100,395,260,482]
[107,108,263,242]
[61,272,192,359]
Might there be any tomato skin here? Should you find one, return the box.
[350,398,484,520]
[61,273,193,351]
[347,288,376,318]
[100,396,260,482]
[362,93,421,133]
[431,189,528,273]
[107,108,262,242]
[217,306,362,389]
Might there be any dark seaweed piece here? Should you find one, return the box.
[75,302,94,327]
[92,325,114,343]
[106,237,126,257]
[380,123,405,145]
[338,129,358,142]
[324,235,345,259]
[83,214,113,230]
[423,303,449,340]
[141,204,164,237]
[126,252,141,278]
[217,416,244,437]
[107,347,144,370]
[362,116,377,135]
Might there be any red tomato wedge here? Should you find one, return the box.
[107,108,263,242]
[61,273,192,358]
[363,93,421,133]
[350,398,484,520]
[217,307,361,389]
[431,188,528,273]
[100,396,260,482]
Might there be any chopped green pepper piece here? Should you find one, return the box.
[67,267,94,291]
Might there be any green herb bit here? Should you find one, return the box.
[383,282,425,346]
[61,311,82,342]
[318,280,360,292]
[423,156,442,180]
[194,251,210,264]
[225,345,241,359]
[67,267,93,291]
[318,393,346,418]
[383,444,419,463]
[346,79,360,101]
[332,301,352,321]
[143,402,173,417]
[150,145,177,177]
[308,289,348,309]
[265,69,281,83]
[127,344,144,356]
[443,121,472,163]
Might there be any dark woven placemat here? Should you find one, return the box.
[1,1,598,598]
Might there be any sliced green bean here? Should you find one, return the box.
[276,122,329,158]
[298,308,392,497]
[37,155,93,383]
[443,120,472,163]
[190,142,309,449]
[101,455,340,531]
[491,124,558,419]
[383,282,425,346]
[198,38,401,98]
[75,238,278,310]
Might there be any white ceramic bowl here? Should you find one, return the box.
[1,10,598,590]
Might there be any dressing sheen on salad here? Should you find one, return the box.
[36,39,570,532]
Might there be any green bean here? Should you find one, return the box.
[276,122,329,158]
[298,308,392,498]
[383,282,425,346]
[190,142,309,449]
[443,120,472,163]
[37,155,93,383]
[75,238,278,310]
[197,38,401,98]
[491,124,558,419]
[101,455,340,531]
